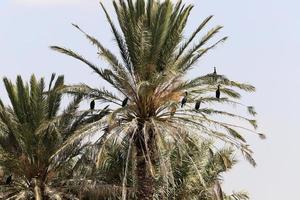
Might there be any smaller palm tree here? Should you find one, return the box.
[0,74,109,199]
[165,135,250,200]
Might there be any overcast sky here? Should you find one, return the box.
[0,0,299,199]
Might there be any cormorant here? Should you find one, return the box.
[181,92,188,108]
[6,175,12,185]
[216,85,221,99]
[213,67,217,76]
[213,67,217,82]
[122,97,129,107]
[90,100,95,110]
[195,99,201,110]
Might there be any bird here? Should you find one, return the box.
[181,92,188,108]
[216,85,221,99]
[122,97,129,107]
[195,99,201,110]
[213,67,217,82]
[6,175,12,185]
[90,100,95,111]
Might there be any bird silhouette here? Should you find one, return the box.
[181,92,188,108]
[90,100,95,110]
[216,85,221,99]
[122,97,129,107]
[6,175,12,185]
[195,99,201,110]
[213,67,217,75]
[213,67,217,82]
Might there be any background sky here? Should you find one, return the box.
[0,0,299,199]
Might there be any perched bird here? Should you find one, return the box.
[216,85,221,99]
[213,67,217,76]
[181,92,188,108]
[213,67,217,82]
[195,99,201,110]
[6,175,12,185]
[90,100,95,111]
[122,97,129,107]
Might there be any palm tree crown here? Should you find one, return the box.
[51,0,264,199]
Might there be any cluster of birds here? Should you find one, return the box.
[89,97,129,112]
[3,69,223,188]
[89,68,221,114]
[180,85,220,109]
[181,67,221,110]
[4,69,221,186]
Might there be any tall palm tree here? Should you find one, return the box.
[51,0,264,199]
[0,74,108,199]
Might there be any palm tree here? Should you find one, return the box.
[51,0,264,199]
[169,136,250,200]
[0,74,108,199]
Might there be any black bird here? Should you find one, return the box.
[90,100,95,110]
[181,92,188,108]
[122,97,129,107]
[6,175,12,185]
[195,99,201,110]
[213,67,217,76]
[213,67,217,82]
[216,85,221,99]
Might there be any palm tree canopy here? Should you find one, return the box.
[50,0,264,199]
[0,74,108,199]
[51,0,263,163]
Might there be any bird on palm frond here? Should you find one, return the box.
[181,92,188,108]
[216,84,221,99]
[213,67,217,82]
[195,99,201,110]
[90,99,95,110]
[122,97,129,107]
[90,99,95,114]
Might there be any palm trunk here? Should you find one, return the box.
[33,178,43,200]
[33,177,49,200]
[134,125,156,200]
[135,143,154,199]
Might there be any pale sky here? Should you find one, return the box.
[0,0,299,199]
